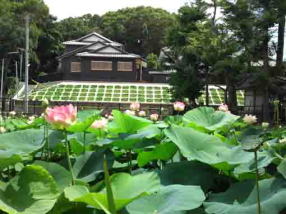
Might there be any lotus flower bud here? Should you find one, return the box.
[42,98,49,106]
[173,101,185,112]
[279,138,286,145]
[45,104,77,130]
[243,114,257,125]
[27,115,36,124]
[9,111,16,116]
[91,118,108,129]
[261,122,269,128]
[138,110,146,117]
[130,102,140,111]
[218,104,229,112]
[150,113,159,121]
[0,126,6,133]
[105,114,114,121]
[125,110,136,116]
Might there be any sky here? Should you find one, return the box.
[44,0,189,20]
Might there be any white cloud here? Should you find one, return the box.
[44,0,189,20]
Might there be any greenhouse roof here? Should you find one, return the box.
[15,82,244,106]
[16,82,173,104]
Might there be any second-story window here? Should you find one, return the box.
[91,61,112,71]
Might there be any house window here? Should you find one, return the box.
[118,62,133,72]
[71,62,81,72]
[91,61,112,71]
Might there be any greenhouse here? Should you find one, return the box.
[14,81,245,106]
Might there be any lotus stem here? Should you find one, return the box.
[44,122,50,160]
[83,131,86,154]
[65,130,75,185]
[254,151,261,214]
[128,150,132,173]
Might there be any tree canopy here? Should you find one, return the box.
[166,0,286,116]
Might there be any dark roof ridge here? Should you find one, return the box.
[75,32,113,43]
[58,41,108,60]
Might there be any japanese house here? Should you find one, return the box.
[42,32,147,82]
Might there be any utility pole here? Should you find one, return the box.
[24,15,30,113]
[15,61,18,80]
[0,58,4,99]
[19,51,23,81]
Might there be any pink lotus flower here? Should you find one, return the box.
[130,102,140,111]
[218,104,229,112]
[91,118,108,129]
[243,114,257,125]
[45,104,77,129]
[150,113,159,121]
[173,101,185,112]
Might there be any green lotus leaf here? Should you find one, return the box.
[159,161,219,192]
[0,165,60,214]
[110,110,152,134]
[72,150,114,182]
[183,107,239,131]
[33,161,72,191]
[137,142,177,167]
[204,178,286,214]
[278,159,286,179]
[0,129,45,170]
[64,172,160,211]
[126,185,205,214]
[165,125,253,170]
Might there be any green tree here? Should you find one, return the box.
[0,0,50,85]
[167,2,208,103]
[55,14,101,41]
[146,53,159,70]
[101,7,176,56]
[36,15,63,74]
[221,0,279,120]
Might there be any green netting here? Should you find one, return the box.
[197,88,245,106]
[17,83,244,106]
[20,83,172,104]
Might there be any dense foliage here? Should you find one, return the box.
[0,104,286,213]
[166,0,286,113]
[100,7,175,56]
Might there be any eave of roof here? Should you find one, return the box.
[76,52,141,58]
[63,41,91,45]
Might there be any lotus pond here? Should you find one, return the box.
[0,106,286,214]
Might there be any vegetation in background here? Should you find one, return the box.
[166,0,286,116]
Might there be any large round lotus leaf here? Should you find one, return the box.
[64,172,160,211]
[204,178,286,214]
[278,159,286,179]
[126,185,205,214]
[137,142,177,167]
[165,125,253,170]
[110,110,152,134]
[183,107,239,130]
[72,150,114,182]
[34,161,72,191]
[159,161,219,192]
[238,127,264,151]
[0,165,60,214]
[0,129,45,170]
